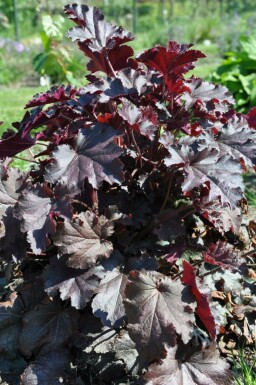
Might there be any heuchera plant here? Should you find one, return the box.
[0,3,256,385]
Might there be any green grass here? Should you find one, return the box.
[232,348,256,385]
[0,86,48,170]
[0,86,47,134]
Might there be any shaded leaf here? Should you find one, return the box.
[0,168,27,219]
[44,256,105,309]
[153,209,186,241]
[19,298,78,357]
[21,350,70,385]
[0,292,24,357]
[0,356,27,385]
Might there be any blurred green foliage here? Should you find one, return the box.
[211,35,256,112]
[32,14,84,85]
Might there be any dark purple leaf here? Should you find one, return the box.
[203,241,242,270]
[117,100,158,140]
[192,192,242,234]
[0,209,27,261]
[81,42,136,74]
[25,85,77,108]
[183,78,234,108]
[144,342,232,385]
[65,4,134,75]
[19,298,78,357]
[65,4,133,50]
[0,130,35,158]
[153,209,186,241]
[125,271,196,364]
[211,115,256,169]
[53,211,114,269]
[14,184,56,254]
[21,350,70,385]
[160,134,244,209]
[0,168,27,219]
[44,256,105,309]
[92,269,128,327]
[0,292,24,357]
[45,124,124,190]
[82,68,151,103]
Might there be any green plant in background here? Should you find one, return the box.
[232,347,256,385]
[33,14,84,85]
[212,35,256,112]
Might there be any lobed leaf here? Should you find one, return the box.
[144,342,232,385]
[138,41,205,76]
[25,84,77,108]
[125,271,196,364]
[45,124,124,190]
[53,211,114,269]
[92,268,128,327]
[44,256,105,309]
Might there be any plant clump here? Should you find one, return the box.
[0,3,255,385]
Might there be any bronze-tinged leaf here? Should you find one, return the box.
[124,271,195,364]
[53,211,114,269]
[144,342,233,385]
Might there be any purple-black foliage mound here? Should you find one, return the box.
[0,3,255,385]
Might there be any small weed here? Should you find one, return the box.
[233,348,256,385]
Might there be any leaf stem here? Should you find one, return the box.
[199,266,221,278]
[160,170,175,211]
[72,199,89,210]
[106,50,116,77]
[241,249,256,258]
[130,128,142,167]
